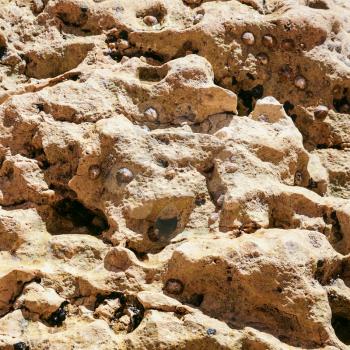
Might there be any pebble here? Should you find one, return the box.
[241,32,255,46]
[208,212,219,226]
[117,39,129,50]
[116,168,134,185]
[143,15,158,26]
[164,279,184,295]
[256,52,269,65]
[281,39,295,51]
[262,34,276,48]
[216,194,225,207]
[206,328,217,336]
[193,13,203,24]
[314,105,329,120]
[294,75,307,90]
[144,107,158,122]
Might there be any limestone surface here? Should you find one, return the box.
[0,0,350,349]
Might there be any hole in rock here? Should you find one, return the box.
[47,302,69,327]
[174,41,199,59]
[332,315,350,344]
[147,217,178,242]
[95,291,127,310]
[47,199,109,235]
[0,46,6,59]
[35,103,44,112]
[157,159,169,168]
[334,96,350,114]
[13,342,29,350]
[119,31,129,40]
[143,51,165,63]
[138,66,167,82]
[246,73,255,80]
[307,0,329,9]
[323,211,343,245]
[188,293,204,307]
[238,84,264,114]
[195,195,206,206]
[94,292,144,332]
[155,217,178,236]
[283,101,294,115]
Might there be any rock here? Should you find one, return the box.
[241,32,255,46]
[137,291,182,312]
[0,0,350,349]
[314,105,329,120]
[294,75,307,90]
[143,16,158,26]
[250,96,286,123]
[14,282,65,320]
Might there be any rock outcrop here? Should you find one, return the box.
[0,0,350,349]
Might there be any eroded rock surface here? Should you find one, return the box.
[1,0,350,349]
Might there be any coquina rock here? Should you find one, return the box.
[0,0,350,349]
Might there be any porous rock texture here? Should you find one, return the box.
[1,0,350,349]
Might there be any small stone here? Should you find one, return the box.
[126,305,143,329]
[216,194,225,207]
[193,13,203,24]
[294,75,307,90]
[241,32,255,46]
[208,212,219,226]
[88,165,101,180]
[256,52,269,65]
[144,107,158,122]
[314,105,329,120]
[108,42,116,50]
[116,168,134,185]
[119,314,131,325]
[148,227,160,242]
[117,39,129,50]
[206,328,217,336]
[262,35,276,48]
[164,279,184,295]
[281,39,295,51]
[143,15,158,26]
